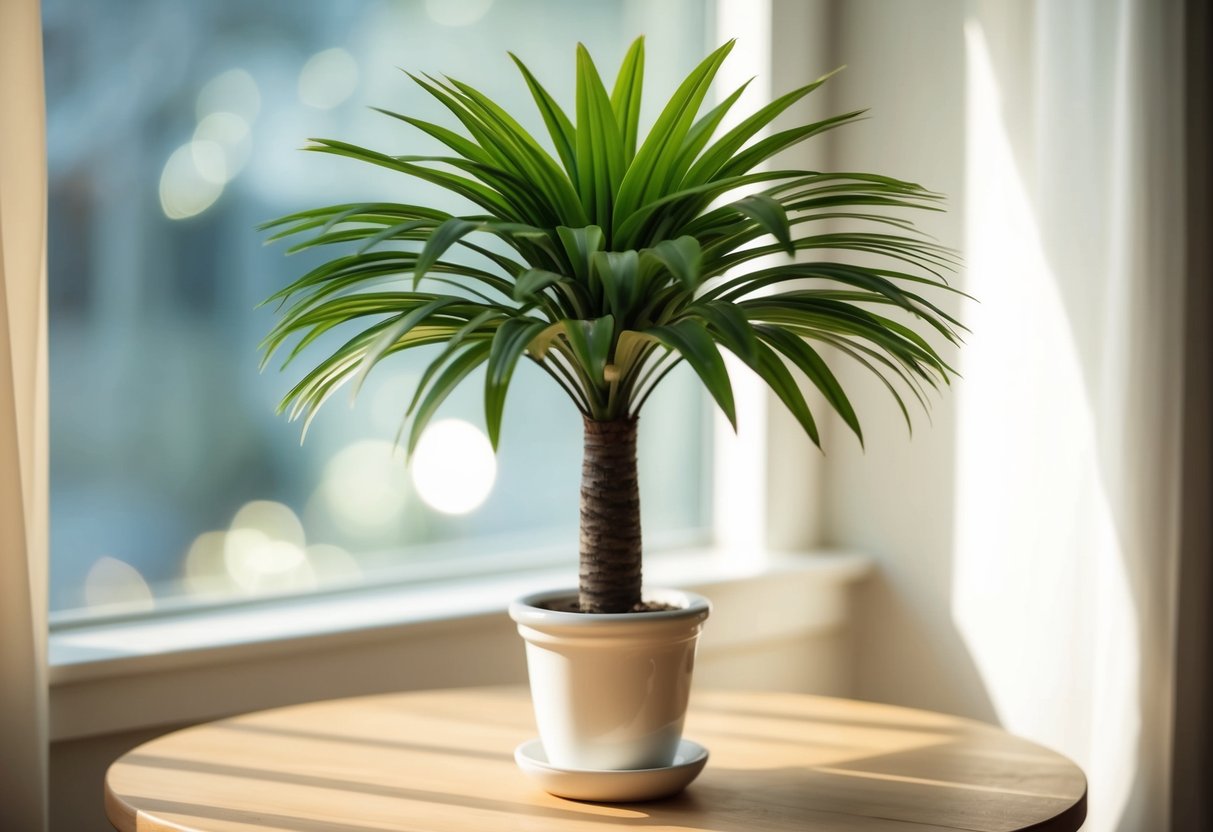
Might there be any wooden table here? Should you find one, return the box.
[105,686,1087,832]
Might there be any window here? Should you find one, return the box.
[45,0,714,620]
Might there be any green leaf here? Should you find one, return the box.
[392,153,554,226]
[371,108,493,166]
[732,194,794,255]
[353,296,469,397]
[610,37,645,161]
[513,268,568,303]
[757,326,863,445]
[526,320,568,361]
[562,315,616,385]
[405,310,499,421]
[575,43,626,232]
[407,341,493,455]
[556,225,605,286]
[751,341,820,447]
[510,53,579,183]
[714,110,865,180]
[513,268,590,318]
[685,300,758,363]
[741,297,925,372]
[262,250,417,312]
[645,318,736,428]
[260,202,453,242]
[665,78,751,190]
[614,40,735,228]
[354,218,436,255]
[484,317,549,447]
[306,139,516,218]
[704,228,958,280]
[816,334,916,435]
[612,167,801,249]
[644,236,703,291]
[441,75,587,226]
[289,322,461,441]
[593,250,641,322]
[415,218,479,288]
[684,67,843,186]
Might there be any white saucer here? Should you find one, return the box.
[514,738,709,802]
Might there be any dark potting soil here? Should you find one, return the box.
[541,598,680,614]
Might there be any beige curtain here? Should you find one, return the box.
[0,0,49,829]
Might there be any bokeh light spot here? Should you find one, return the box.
[196,68,261,122]
[159,142,224,219]
[189,139,227,185]
[231,500,306,548]
[223,528,314,595]
[84,556,154,613]
[184,530,237,597]
[425,0,494,27]
[306,543,362,584]
[411,419,497,515]
[193,112,251,180]
[298,48,359,109]
[321,440,411,534]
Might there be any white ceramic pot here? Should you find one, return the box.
[509,587,711,771]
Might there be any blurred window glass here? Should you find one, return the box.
[44,0,713,620]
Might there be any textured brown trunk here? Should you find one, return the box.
[578,416,642,613]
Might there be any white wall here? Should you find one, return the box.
[808,0,998,722]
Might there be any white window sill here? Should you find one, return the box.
[48,549,871,742]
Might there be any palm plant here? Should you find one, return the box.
[260,38,961,614]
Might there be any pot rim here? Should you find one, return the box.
[509,587,711,628]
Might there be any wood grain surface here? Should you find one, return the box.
[105,686,1086,832]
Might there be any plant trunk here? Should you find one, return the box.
[578,416,642,613]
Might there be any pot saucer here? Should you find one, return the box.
[514,738,709,802]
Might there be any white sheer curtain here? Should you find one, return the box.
[819,1,1189,830]
[0,0,49,829]
[952,1,1184,830]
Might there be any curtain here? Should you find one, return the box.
[818,1,1191,831]
[951,1,1186,830]
[0,0,49,829]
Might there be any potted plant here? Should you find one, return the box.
[261,37,958,786]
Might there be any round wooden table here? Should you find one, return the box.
[105,686,1087,832]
